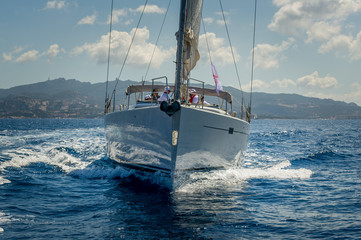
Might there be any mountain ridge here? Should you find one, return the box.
[1,78,360,119]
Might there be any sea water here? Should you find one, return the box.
[0,119,360,239]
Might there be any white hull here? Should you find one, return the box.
[105,105,250,179]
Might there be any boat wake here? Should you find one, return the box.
[0,143,172,188]
[0,125,312,191]
[175,159,312,192]
[0,140,312,191]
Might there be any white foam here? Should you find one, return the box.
[69,165,172,189]
[0,176,11,185]
[0,127,107,186]
[176,160,312,192]
[1,125,314,193]
[0,126,172,188]
[69,166,134,179]
[0,147,90,174]
[0,211,13,233]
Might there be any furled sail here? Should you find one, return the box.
[174,0,203,101]
[183,0,203,80]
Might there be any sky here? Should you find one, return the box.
[1,0,361,105]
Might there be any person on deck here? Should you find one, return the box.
[158,86,173,102]
[201,96,209,105]
[189,89,199,104]
[151,88,159,101]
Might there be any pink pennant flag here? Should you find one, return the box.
[211,63,223,96]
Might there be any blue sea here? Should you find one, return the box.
[0,119,360,239]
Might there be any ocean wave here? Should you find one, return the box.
[0,211,17,233]
[260,129,304,137]
[0,120,314,192]
[294,149,338,163]
[0,143,171,189]
[0,147,88,174]
[0,125,106,177]
[68,159,172,189]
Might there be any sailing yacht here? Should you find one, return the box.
[104,0,251,186]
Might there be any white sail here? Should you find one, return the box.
[183,0,203,80]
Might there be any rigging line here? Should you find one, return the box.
[144,0,172,82]
[231,93,242,107]
[219,0,243,96]
[105,0,113,110]
[202,17,222,107]
[111,0,149,99]
[201,17,213,65]
[249,0,257,113]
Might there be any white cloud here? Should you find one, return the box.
[215,11,230,16]
[306,21,341,43]
[124,19,133,26]
[345,82,361,105]
[108,9,127,24]
[350,30,361,61]
[13,46,24,54]
[350,31,361,60]
[107,5,164,25]
[71,27,173,68]
[216,19,229,26]
[269,0,361,35]
[4,44,62,63]
[296,71,338,88]
[15,50,41,63]
[317,30,361,61]
[252,38,294,70]
[198,32,240,66]
[203,17,214,24]
[2,47,25,62]
[44,0,66,10]
[316,30,361,61]
[263,71,338,91]
[130,4,166,14]
[2,53,12,62]
[304,82,361,105]
[318,34,352,55]
[351,82,361,92]
[269,0,361,61]
[303,91,337,100]
[78,14,96,25]
[244,79,270,92]
[46,44,63,62]
[271,78,296,88]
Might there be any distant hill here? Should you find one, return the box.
[0,78,360,119]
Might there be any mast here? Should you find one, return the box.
[174,0,203,101]
[174,0,187,101]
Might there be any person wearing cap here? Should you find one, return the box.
[158,86,173,102]
[189,89,199,104]
[144,94,152,100]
